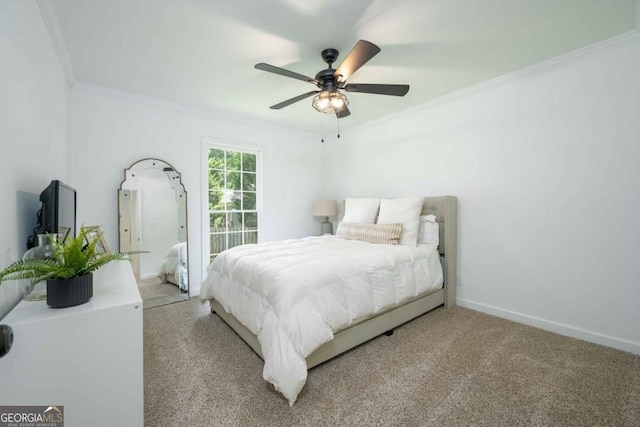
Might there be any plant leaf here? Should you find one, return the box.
[0,228,148,285]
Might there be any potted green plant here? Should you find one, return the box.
[0,228,141,308]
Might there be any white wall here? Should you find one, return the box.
[68,86,324,295]
[325,36,640,353]
[0,1,69,317]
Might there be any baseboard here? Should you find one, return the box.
[456,298,640,355]
[190,284,201,297]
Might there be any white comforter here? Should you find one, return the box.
[199,235,443,405]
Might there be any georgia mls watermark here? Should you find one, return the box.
[0,406,63,427]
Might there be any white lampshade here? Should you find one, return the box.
[313,200,338,217]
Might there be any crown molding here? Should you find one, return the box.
[347,30,640,135]
[36,0,76,88]
[73,82,318,140]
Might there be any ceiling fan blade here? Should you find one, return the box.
[270,91,319,109]
[334,40,381,84]
[344,83,410,96]
[255,63,318,85]
[336,106,351,119]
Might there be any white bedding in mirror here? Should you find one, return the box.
[159,242,188,291]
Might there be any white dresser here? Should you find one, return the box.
[0,261,143,427]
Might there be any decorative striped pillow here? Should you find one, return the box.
[336,222,403,245]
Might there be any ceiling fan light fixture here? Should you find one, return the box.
[312,91,348,114]
[256,40,408,119]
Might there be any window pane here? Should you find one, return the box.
[227,233,243,249]
[243,192,256,210]
[244,212,257,230]
[242,172,256,191]
[226,151,241,171]
[208,149,225,169]
[226,212,242,232]
[209,190,225,211]
[208,169,224,189]
[244,231,258,245]
[219,189,235,210]
[231,191,242,211]
[210,233,226,254]
[242,152,256,172]
[210,213,225,231]
[226,171,241,190]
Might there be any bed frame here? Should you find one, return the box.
[208,195,457,369]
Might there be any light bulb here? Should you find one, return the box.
[312,91,348,114]
[330,97,344,109]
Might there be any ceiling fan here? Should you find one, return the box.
[255,40,409,119]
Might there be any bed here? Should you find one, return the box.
[200,195,457,405]
[159,241,188,292]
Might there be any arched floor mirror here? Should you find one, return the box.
[118,158,189,309]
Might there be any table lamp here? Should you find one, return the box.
[313,200,338,235]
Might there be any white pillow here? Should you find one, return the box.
[343,198,381,224]
[376,196,424,246]
[418,214,439,247]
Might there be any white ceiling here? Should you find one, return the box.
[49,0,637,134]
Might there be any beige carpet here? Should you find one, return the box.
[137,276,181,301]
[143,298,640,426]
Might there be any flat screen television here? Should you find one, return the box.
[27,180,77,249]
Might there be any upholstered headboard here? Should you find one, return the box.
[339,195,457,308]
[422,196,457,308]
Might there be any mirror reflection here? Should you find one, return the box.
[118,158,189,308]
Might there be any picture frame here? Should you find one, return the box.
[81,225,110,255]
[57,226,71,244]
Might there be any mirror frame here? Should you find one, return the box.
[118,158,189,308]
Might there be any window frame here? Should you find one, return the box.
[201,140,263,275]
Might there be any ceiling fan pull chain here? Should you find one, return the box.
[337,117,340,139]
[321,115,325,143]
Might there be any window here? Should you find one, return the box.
[206,145,260,263]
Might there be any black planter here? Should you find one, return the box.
[46,273,93,308]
